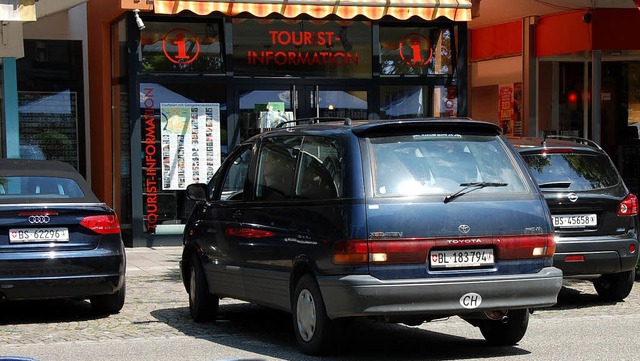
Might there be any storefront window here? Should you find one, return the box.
[140,21,224,73]
[232,19,372,78]
[380,26,456,76]
[380,85,458,119]
[628,62,640,138]
[17,40,85,172]
[139,82,227,233]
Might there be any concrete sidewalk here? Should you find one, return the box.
[125,246,183,276]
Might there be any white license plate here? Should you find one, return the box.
[430,249,494,268]
[552,214,597,228]
[9,228,70,243]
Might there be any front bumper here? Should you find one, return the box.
[0,248,125,301]
[318,267,563,319]
[554,235,639,276]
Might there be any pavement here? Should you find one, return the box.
[125,245,183,276]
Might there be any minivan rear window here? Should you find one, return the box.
[521,153,620,191]
[369,134,527,197]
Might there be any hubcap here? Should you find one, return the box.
[296,289,316,342]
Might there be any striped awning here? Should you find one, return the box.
[145,0,472,21]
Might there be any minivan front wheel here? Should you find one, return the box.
[478,308,529,346]
[593,270,635,301]
[293,274,343,355]
[189,254,219,322]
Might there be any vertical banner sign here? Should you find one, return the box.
[512,82,523,136]
[160,103,221,190]
[498,84,514,136]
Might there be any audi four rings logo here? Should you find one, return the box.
[28,215,51,224]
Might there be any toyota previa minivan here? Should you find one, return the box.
[181,118,563,355]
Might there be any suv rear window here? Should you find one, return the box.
[521,152,620,191]
[369,134,527,197]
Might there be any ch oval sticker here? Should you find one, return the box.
[460,292,482,309]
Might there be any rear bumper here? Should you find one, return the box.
[318,267,563,319]
[0,248,125,301]
[554,235,639,276]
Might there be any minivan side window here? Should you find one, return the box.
[295,136,343,199]
[255,137,301,200]
[217,147,252,201]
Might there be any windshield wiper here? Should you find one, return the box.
[537,181,572,188]
[444,182,508,204]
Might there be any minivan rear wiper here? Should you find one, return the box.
[444,182,508,204]
[537,181,572,188]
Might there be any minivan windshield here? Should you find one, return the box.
[369,134,527,197]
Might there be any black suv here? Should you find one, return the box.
[182,118,562,355]
[512,135,639,301]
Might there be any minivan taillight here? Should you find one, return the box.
[497,234,556,259]
[332,235,556,265]
[80,215,121,234]
[618,194,638,216]
[332,240,368,265]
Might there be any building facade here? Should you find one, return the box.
[89,0,472,246]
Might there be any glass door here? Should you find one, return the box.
[308,86,368,120]
[235,84,369,141]
[237,86,297,141]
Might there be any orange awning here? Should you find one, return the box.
[147,0,472,21]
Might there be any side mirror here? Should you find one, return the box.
[186,183,208,202]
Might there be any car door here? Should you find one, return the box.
[199,144,255,299]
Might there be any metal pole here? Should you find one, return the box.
[591,50,602,144]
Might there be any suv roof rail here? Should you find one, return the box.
[275,117,352,128]
[543,134,602,150]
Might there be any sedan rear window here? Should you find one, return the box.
[521,153,620,191]
[0,176,85,199]
[369,134,527,197]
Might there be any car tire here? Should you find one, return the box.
[91,279,126,315]
[593,270,635,301]
[292,274,343,355]
[189,254,219,322]
[478,309,529,346]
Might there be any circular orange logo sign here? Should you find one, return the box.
[162,28,201,65]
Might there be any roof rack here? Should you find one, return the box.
[275,117,352,128]
[543,134,602,150]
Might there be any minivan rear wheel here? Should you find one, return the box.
[293,274,343,355]
[478,308,529,346]
[189,254,219,322]
[593,270,635,301]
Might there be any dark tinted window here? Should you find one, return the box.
[216,147,252,201]
[255,137,301,200]
[521,153,620,191]
[295,136,343,199]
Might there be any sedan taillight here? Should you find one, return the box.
[80,215,121,234]
[618,194,638,216]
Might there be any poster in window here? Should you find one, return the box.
[160,103,221,190]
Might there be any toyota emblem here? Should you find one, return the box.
[458,224,470,234]
[28,215,51,224]
[567,193,579,202]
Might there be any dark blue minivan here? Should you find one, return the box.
[181,118,563,355]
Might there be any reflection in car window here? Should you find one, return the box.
[0,176,84,198]
[295,136,343,199]
[521,153,620,191]
[255,137,301,200]
[218,147,252,201]
[369,134,527,197]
